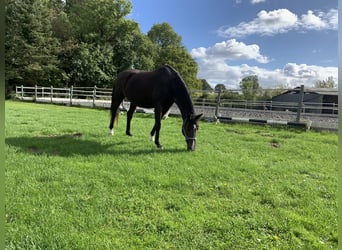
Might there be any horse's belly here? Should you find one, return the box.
[125,95,156,108]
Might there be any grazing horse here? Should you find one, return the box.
[108,65,203,151]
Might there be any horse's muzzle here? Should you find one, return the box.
[186,139,196,151]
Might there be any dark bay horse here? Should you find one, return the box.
[108,65,203,151]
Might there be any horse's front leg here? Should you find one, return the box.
[150,104,171,143]
[126,103,136,136]
[153,106,163,148]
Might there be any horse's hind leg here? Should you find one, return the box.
[150,124,156,142]
[126,103,136,136]
[109,97,124,135]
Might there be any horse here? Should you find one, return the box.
[108,65,203,151]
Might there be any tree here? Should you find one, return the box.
[69,43,116,87]
[239,75,262,100]
[130,32,157,70]
[147,23,201,90]
[201,79,213,91]
[67,0,132,44]
[214,84,226,92]
[147,23,182,48]
[60,0,149,86]
[315,76,336,88]
[5,0,200,93]
[5,0,64,90]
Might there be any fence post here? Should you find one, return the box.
[296,85,304,122]
[21,85,24,100]
[69,85,73,106]
[215,88,222,118]
[92,85,97,108]
[35,85,37,101]
[50,86,53,103]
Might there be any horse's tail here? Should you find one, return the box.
[108,78,120,135]
[109,70,135,131]
[110,80,120,127]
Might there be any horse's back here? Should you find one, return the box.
[117,67,174,107]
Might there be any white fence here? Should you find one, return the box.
[15,85,338,130]
[15,85,112,108]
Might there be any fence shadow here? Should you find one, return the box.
[5,134,186,158]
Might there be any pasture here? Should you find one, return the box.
[5,101,337,249]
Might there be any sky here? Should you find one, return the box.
[129,0,338,89]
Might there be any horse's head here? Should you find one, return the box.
[182,114,203,151]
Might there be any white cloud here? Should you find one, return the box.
[251,0,266,4]
[282,63,337,81]
[218,9,298,37]
[218,8,338,38]
[325,9,338,29]
[191,39,269,63]
[301,10,327,29]
[194,58,337,89]
[192,39,337,88]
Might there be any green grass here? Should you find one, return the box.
[5,101,337,249]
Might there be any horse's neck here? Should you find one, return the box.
[174,88,195,120]
[167,68,195,119]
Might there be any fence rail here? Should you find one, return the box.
[15,85,338,130]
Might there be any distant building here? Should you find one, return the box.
[271,86,338,114]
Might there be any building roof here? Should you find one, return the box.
[282,86,338,96]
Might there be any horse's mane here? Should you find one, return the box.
[162,65,195,118]
[163,65,188,88]
[164,64,182,78]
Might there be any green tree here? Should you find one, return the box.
[67,0,132,44]
[315,76,336,88]
[130,32,157,70]
[5,0,64,91]
[239,75,262,100]
[148,23,201,90]
[61,0,146,85]
[201,79,213,91]
[69,43,116,87]
[147,23,182,48]
[214,84,226,92]
[5,0,199,93]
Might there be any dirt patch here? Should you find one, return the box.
[270,142,280,148]
[27,146,43,154]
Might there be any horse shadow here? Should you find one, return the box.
[5,133,186,158]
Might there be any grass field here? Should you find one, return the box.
[5,101,337,249]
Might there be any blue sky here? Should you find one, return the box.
[130,0,338,88]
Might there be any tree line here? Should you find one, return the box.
[5,0,202,98]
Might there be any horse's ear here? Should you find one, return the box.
[194,113,203,122]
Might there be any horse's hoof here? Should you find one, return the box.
[126,132,133,136]
[150,135,155,142]
[109,129,114,136]
[156,144,163,149]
